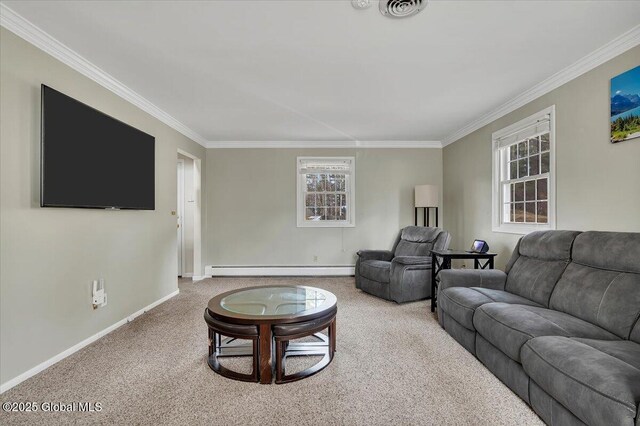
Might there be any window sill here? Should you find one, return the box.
[297,221,355,228]
[492,223,555,235]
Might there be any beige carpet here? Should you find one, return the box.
[0,277,543,425]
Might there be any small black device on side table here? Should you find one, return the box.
[430,249,497,312]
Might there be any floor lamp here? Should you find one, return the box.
[414,185,439,227]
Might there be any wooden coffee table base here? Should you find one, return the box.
[205,285,338,384]
[206,311,337,384]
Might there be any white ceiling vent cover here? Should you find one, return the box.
[379,0,427,18]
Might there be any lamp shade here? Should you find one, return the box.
[414,185,438,208]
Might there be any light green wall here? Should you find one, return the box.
[205,148,443,266]
[0,29,206,385]
[443,46,640,269]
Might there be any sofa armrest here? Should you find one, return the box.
[392,256,432,267]
[438,269,507,293]
[357,250,394,262]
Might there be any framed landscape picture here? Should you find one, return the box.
[610,65,640,143]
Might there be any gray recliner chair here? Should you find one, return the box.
[355,226,451,303]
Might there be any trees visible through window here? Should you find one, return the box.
[297,157,355,227]
[504,133,550,224]
[492,106,556,234]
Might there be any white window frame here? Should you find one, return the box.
[296,156,355,228]
[492,106,556,234]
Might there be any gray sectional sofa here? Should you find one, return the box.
[355,226,450,303]
[437,230,640,426]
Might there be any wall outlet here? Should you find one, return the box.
[92,279,107,309]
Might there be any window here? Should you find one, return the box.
[492,106,556,234]
[297,157,355,227]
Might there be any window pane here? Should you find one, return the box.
[336,178,345,192]
[528,137,539,155]
[306,208,320,221]
[537,202,548,223]
[509,161,517,179]
[514,203,524,222]
[317,194,326,207]
[510,203,515,223]
[320,208,328,221]
[537,178,548,200]
[525,180,536,201]
[541,152,550,174]
[305,194,316,207]
[338,207,347,221]
[317,174,327,191]
[514,182,524,202]
[510,144,518,161]
[518,141,528,158]
[340,194,347,206]
[518,159,527,178]
[308,175,316,191]
[326,194,336,207]
[327,175,336,192]
[529,154,540,175]
[541,133,550,152]
[326,207,337,221]
[525,202,536,222]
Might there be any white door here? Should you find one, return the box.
[177,160,184,276]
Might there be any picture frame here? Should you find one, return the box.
[610,65,640,143]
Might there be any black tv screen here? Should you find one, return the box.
[41,85,155,210]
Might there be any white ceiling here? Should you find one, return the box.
[3,1,640,145]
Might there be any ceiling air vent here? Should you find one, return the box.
[379,0,426,18]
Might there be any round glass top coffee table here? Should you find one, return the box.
[205,286,337,384]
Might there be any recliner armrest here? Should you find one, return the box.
[356,250,394,262]
[391,256,432,267]
[438,269,507,293]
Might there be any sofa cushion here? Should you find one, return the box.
[518,230,581,261]
[571,338,640,370]
[473,303,618,362]
[359,260,391,283]
[504,230,580,307]
[549,232,640,340]
[572,231,640,274]
[522,336,640,426]
[439,287,541,330]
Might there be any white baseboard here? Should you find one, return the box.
[180,272,194,278]
[205,266,355,277]
[191,275,207,281]
[0,289,179,394]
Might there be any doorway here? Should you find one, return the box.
[177,150,202,279]
[176,159,185,276]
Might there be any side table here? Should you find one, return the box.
[430,249,497,312]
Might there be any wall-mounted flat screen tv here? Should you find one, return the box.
[41,85,155,210]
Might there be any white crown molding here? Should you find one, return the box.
[0,4,208,147]
[206,140,442,149]
[0,289,179,394]
[205,266,355,276]
[441,24,640,147]
[0,4,438,151]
